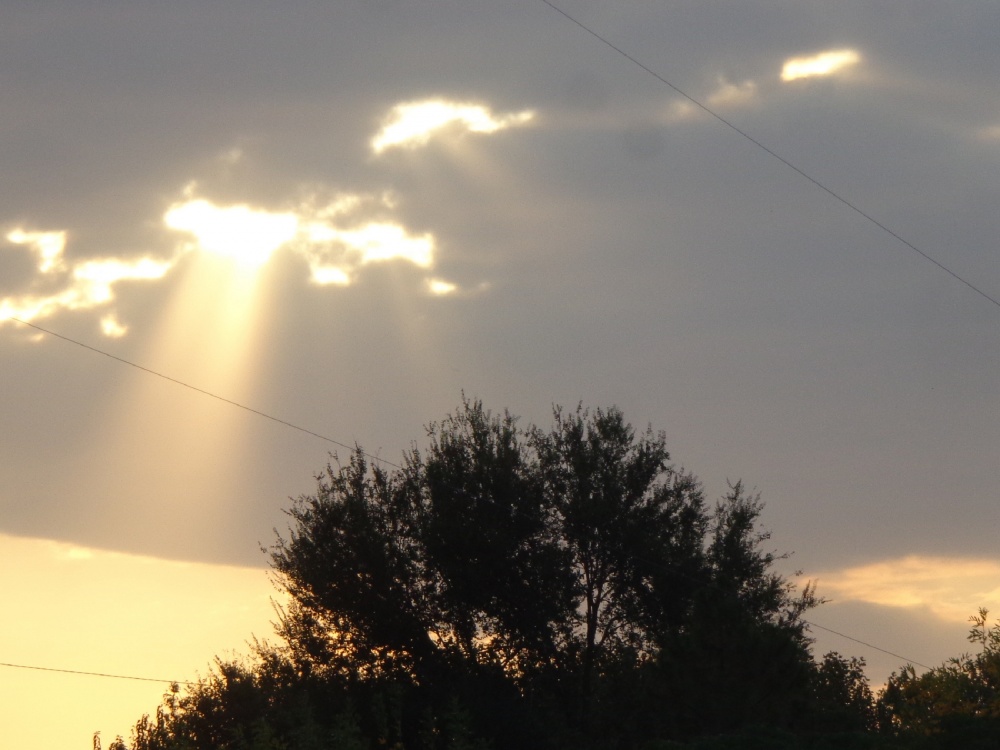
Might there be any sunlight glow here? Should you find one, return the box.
[73,257,174,303]
[304,220,436,285]
[3,184,463,336]
[427,278,457,296]
[164,199,298,268]
[309,264,351,286]
[371,99,535,153]
[0,532,277,750]
[7,228,67,273]
[706,78,757,108]
[336,223,433,266]
[100,314,128,338]
[818,555,1000,623]
[781,49,860,81]
[1,227,174,334]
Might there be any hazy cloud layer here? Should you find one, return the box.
[1,0,998,675]
[5,4,1000,744]
[1,95,527,336]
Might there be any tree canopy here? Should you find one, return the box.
[107,399,909,750]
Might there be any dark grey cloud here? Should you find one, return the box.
[2,0,998,583]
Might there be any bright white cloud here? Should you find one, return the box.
[164,199,299,268]
[332,223,433,267]
[1,228,174,335]
[371,99,535,153]
[427,278,457,296]
[73,257,174,302]
[781,49,860,82]
[163,194,439,289]
[817,555,1000,623]
[302,216,436,286]
[5,107,507,337]
[308,264,351,286]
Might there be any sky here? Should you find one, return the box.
[2,1,999,745]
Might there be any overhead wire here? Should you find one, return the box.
[5,315,404,472]
[536,0,1000,312]
[0,660,196,687]
[803,622,935,672]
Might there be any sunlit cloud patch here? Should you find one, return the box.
[781,49,860,81]
[706,78,758,108]
[164,193,443,290]
[164,199,299,268]
[1,228,173,333]
[1,192,457,338]
[335,223,433,267]
[662,78,756,124]
[427,278,457,296]
[303,220,435,286]
[2,93,532,337]
[100,314,128,338]
[7,229,67,273]
[817,555,1000,623]
[371,99,535,153]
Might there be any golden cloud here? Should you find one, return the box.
[1,229,173,333]
[816,555,1000,623]
[781,49,861,82]
[371,99,535,153]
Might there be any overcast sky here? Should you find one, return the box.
[3,1,999,746]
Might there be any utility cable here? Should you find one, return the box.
[804,620,934,672]
[536,0,1000,311]
[0,660,196,686]
[6,316,404,472]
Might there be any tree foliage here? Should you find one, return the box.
[110,400,887,749]
[878,608,1000,744]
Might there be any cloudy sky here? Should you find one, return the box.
[3,1,999,745]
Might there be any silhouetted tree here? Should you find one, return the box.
[811,652,877,733]
[878,608,1000,744]
[111,400,874,750]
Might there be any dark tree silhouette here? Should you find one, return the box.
[109,400,890,750]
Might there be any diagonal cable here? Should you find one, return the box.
[6,316,403,471]
[537,0,1000,311]
[0,660,196,686]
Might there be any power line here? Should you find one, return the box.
[5,316,404,472]
[536,0,1000,312]
[0,660,196,686]
[804,620,934,672]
